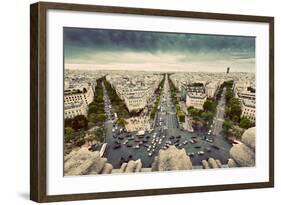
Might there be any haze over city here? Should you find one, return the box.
[64,28,255,73]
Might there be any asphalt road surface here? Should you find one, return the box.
[102,75,232,168]
[213,87,226,136]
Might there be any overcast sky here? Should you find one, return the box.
[64,27,255,73]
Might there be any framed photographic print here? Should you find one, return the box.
[30,1,274,202]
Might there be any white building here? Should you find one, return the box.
[186,92,207,110]
[124,94,147,112]
[64,85,94,106]
[241,99,255,123]
[64,85,94,119]
[234,81,256,123]
[64,101,87,119]
[205,82,219,98]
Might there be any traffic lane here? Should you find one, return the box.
[104,125,231,168]
[105,143,155,168]
[169,131,231,165]
[104,132,168,168]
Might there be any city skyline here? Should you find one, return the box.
[64,28,255,73]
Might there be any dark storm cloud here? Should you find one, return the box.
[64,27,255,54]
[64,27,255,72]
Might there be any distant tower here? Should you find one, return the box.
[226,67,230,74]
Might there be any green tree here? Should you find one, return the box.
[71,115,88,131]
[188,107,200,117]
[64,118,73,128]
[117,118,127,127]
[64,127,74,135]
[225,89,233,103]
[203,99,216,112]
[201,111,214,123]
[239,118,252,129]
[94,127,105,142]
[178,111,185,122]
[222,120,233,133]
[229,98,242,122]
[64,127,75,143]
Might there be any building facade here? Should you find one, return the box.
[124,94,147,112]
[64,101,88,119]
[64,85,94,119]
[64,85,94,106]
[241,100,255,123]
[234,81,256,123]
[186,92,207,110]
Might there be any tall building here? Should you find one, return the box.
[226,67,230,74]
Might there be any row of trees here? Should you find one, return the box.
[222,80,254,137]
[64,126,105,146]
[150,75,165,120]
[64,115,88,143]
[167,75,185,122]
[102,77,130,119]
[65,115,88,131]
[88,78,106,126]
[187,98,217,127]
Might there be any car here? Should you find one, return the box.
[123,139,128,145]
[148,152,153,157]
[195,146,201,149]
[114,144,121,149]
[115,140,121,144]
[205,147,211,152]
[183,140,188,145]
[212,145,220,150]
[162,146,168,150]
[88,144,99,151]
[169,136,175,140]
[206,138,214,143]
[198,151,205,155]
[178,144,183,149]
[133,145,140,149]
[176,135,181,139]
[166,140,172,145]
[188,152,195,157]
[126,143,132,147]
[118,136,124,140]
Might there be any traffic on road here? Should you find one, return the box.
[102,75,232,168]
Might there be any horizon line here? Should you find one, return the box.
[64,68,255,73]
